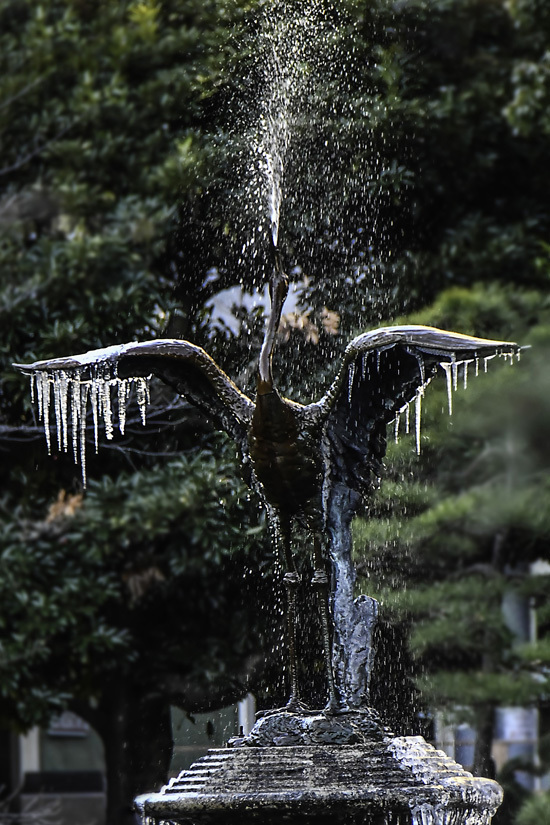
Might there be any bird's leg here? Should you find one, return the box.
[312,534,340,713]
[279,518,307,713]
[256,512,312,719]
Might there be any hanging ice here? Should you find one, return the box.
[118,379,128,435]
[53,375,62,451]
[59,372,69,452]
[136,377,149,426]
[41,372,52,455]
[79,384,89,487]
[451,358,459,392]
[90,379,100,453]
[102,378,114,441]
[26,363,150,488]
[71,375,81,464]
[415,388,423,455]
[440,363,453,416]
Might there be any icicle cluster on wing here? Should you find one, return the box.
[316,325,522,497]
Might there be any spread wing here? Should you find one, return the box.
[316,325,521,496]
[14,339,254,483]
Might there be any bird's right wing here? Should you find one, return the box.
[15,339,254,477]
[315,325,521,496]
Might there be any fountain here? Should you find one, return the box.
[14,2,522,824]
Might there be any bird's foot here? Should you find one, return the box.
[256,697,314,719]
[323,696,344,716]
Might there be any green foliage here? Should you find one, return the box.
[355,281,550,723]
[516,793,550,825]
[0,444,269,729]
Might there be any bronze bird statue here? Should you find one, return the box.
[15,254,521,713]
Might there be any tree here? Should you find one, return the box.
[355,283,550,780]
[0,1,279,821]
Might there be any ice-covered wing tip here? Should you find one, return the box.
[17,348,151,489]
[347,324,520,356]
[13,341,142,377]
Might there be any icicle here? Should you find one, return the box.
[441,363,453,416]
[90,378,100,453]
[53,375,62,450]
[405,402,410,434]
[515,349,521,363]
[376,350,381,372]
[394,413,400,444]
[347,362,356,403]
[451,359,459,392]
[463,359,474,390]
[71,375,81,464]
[30,373,35,405]
[80,384,89,488]
[136,378,148,425]
[41,373,52,455]
[37,372,44,422]
[475,356,479,376]
[417,355,425,385]
[415,389,423,455]
[59,372,69,452]
[102,378,114,440]
[118,379,128,435]
[361,353,367,380]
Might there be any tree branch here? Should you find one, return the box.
[0,123,74,178]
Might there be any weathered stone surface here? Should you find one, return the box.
[236,709,387,748]
[135,729,503,825]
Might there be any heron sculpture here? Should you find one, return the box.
[16,252,521,713]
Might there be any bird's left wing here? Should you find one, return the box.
[314,325,521,495]
[15,339,254,480]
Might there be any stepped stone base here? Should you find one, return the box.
[135,712,502,825]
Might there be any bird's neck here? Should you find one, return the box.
[258,262,288,392]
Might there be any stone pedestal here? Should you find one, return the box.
[135,712,502,825]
